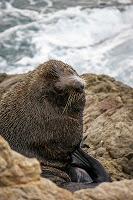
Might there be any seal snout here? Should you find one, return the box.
[69,75,85,93]
[55,75,85,94]
[74,81,84,93]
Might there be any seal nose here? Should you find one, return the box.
[74,81,84,93]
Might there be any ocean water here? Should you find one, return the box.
[0,0,133,87]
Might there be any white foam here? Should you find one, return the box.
[0,4,133,86]
[118,0,132,3]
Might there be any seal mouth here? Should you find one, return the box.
[46,86,85,116]
[57,89,85,115]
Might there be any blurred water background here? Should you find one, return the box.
[0,0,133,87]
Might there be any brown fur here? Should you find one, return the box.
[0,60,85,171]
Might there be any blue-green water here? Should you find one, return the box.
[0,0,133,87]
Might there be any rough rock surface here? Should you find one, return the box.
[0,136,74,200]
[0,135,133,200]
[74,179,133,200]
[82,74,133,180]
[0,136,40,186]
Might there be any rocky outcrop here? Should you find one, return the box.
[0,136,74,200]
[82,74,133,180]
[0,135,133,200]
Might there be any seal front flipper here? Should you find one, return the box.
[71,147,111,183]
[67,164,93,183]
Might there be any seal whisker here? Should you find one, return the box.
[64,90,76,113]
[62,93,73,114]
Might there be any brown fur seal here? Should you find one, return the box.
[0,60,85,182]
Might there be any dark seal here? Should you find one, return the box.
[0,60,111,190]
[0,60,85,181]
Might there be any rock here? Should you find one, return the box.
[0,180,75,200]
[0,136,41,186]
[74,179,133,200]
[0,136,74,200]
[82,74,133,180]
[0,73,7,83]
[1,135,133,200]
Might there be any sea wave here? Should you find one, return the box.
[0,0,133,87]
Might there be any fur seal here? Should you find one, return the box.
[0,60,111,189]
[0,60,85,179]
